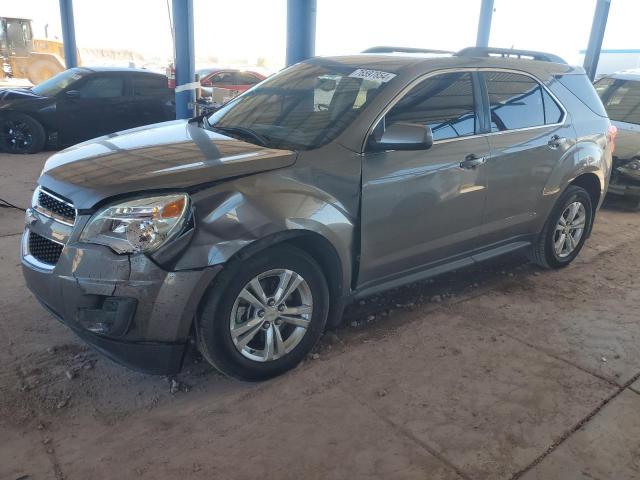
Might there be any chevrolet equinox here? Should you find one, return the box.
[22,47,614,380]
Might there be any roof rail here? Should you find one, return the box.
[362,46,454,55]
[456,47,567,64]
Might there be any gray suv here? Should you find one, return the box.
[22,47,613,380]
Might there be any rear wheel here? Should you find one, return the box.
[528,185,593,269]
[197,245,329,381]
[27,59,63,85]
[0,113,46,154]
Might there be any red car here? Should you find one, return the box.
[199,69,265,91]
[197,69,266,106]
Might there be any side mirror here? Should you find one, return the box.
[65,89,81,99]
[368,122,433,152]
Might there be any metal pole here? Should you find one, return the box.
[583,0,611,81]
[286,0,317,66]
[172,0,195,119]
[58,0,78,68]
[476,0,494,48]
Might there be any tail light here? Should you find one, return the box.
[166,65,176,89]
[608,124,618,154]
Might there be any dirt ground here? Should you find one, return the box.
[1,151,640,480]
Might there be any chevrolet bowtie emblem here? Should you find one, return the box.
[25,208,37,225]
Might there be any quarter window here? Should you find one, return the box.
[236,72,261,85]
[210,72,236,86]
[484,72,546,131]
[384,72,477,141]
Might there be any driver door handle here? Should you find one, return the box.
[460,154,487,169]
[548,135,567,149]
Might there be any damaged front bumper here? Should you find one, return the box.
[609,159,640,198]
[21,211,220,375]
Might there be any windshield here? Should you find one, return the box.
[595,77,640,125]
[206,62,397,150]
[31,68,91,97]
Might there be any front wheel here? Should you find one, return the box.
[0,113,46,154]
[197,245,329,381]
[528,185,594,269]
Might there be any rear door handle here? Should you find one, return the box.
[460,154,487,169]
[548,135,567,149]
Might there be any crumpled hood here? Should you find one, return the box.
[39,120,297,209]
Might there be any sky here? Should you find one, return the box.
[5,0,639,70]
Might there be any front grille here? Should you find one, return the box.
[37,189,76,224]
[28,231,64,265]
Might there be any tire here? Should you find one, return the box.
[0,113,46,154]
[197,245,329,381]
[27,59,63,85]
[528,185,593,269]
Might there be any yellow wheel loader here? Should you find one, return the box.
[1,17,72,85]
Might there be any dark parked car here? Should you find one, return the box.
[0,67,175,154]
[22,47,613,381]
[595,71,640,206]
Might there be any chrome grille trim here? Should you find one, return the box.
[34,187,77,226]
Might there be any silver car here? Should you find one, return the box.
[22,47,613,380]
[594,70,640,206]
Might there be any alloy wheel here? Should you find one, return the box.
[229,268,313,362]
[2,119,33,153]
[553,201,586,258]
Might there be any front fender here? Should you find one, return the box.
[173,173,357,295]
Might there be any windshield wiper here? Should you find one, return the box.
[211,125,268,147]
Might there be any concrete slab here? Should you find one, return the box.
[0,151,46,206]
[3,150,640,478]
[0,234,29,309]
[0,425,56,480]
[320,311,615,480]
[0,151,46,235]
[466,235,640,385]
[520,390,640,480]
[631,379,640,395]
[53,380,465,480]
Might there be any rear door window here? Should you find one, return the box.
[542,89,563,124]
[132,75,168,96]
[384,72,477,141]
[483,72,546,131]
[595,78,640,125]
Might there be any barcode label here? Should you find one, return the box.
[349,69,397,83]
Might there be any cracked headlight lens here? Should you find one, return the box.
[80,194,189,254]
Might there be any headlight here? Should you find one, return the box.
[80,194,189,254]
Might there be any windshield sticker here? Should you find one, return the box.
[349,69,396,83]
